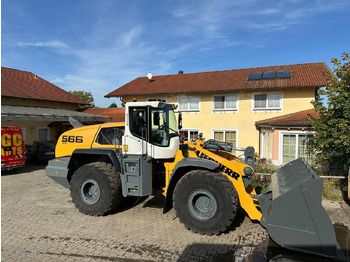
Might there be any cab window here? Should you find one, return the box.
[96,127,124,145]
[129,107,147,140]
[150,106,178,147]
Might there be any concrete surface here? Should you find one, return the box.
[1,165,350,262]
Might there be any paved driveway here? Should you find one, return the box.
[1,165,349,262]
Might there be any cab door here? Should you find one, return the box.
[123,106,148,155]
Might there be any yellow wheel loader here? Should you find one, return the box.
[46,102,346,261]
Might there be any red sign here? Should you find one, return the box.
[1,126,26,169]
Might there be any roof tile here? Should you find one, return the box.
[255,109,318,127]
[106,63,331,97]
[83,108,125,122]
[1,67,88,104]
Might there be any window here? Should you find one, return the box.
[213,95,238,111]
[150,106,179,147]
[178,96,200,112]
[37,128,49,142]
[180,129,200,141]
[282,134,296,164]
[96,127,124,145]
[298,134,313,162]
[281,133,314,165]
[213,130,237,146]
[253,93,281,110]
[129,107,147,140]
[262,131,273,161]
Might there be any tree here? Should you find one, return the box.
[69,91,95,109]
[108,102,118,108]
[309,52,350,167]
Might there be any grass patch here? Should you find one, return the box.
[322,178,348,201]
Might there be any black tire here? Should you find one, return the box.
[70,162,122,216]
[173,170,238,235]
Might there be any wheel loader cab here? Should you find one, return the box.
[123,102,180,159]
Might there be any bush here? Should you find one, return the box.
[250,180,270,194]
[255,164,278,174]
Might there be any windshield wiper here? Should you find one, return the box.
[161,114,179,136]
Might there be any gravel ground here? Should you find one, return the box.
[1,164,349,262]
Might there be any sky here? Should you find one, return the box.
[2,0,350,108]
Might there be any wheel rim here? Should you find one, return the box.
[188,189,217,220]
[80,179,101,205]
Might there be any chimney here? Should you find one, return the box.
[178,70,183,74]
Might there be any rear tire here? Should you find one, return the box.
[173,170,238,235]
[70,162,122,216]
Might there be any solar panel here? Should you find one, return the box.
[262,71,276,79]
[248,72,262,80]
[277,70,291,78]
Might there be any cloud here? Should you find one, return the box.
[245,22,289,33]
[255,8,281,15]
[14,0,349,108]
[17,40,68,49]
[52,0,350,107]
[47,25,175,107]
[168,0,349,39]
[284,0,350,20]
[120,26,143,47]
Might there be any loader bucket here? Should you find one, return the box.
[258,158,346,261]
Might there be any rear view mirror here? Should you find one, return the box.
[178,112,183,130]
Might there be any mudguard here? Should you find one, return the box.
[163,157,219,213]
[69,148,122,173]
[46,149,123,188]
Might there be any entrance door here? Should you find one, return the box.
[282,133,314,165]
[282,134,296,165]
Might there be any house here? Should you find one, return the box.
[105,63,330,165]
[1,67,108,144]
[255,108,318,165]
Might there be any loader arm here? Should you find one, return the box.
[188,141,262,221]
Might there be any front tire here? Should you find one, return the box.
[173,170,238,235]
[70,162,122,216]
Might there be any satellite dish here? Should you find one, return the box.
[147,73,152,80]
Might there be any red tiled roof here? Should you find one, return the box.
[1,67,88,104]
[255,109,318,127]
[83,108,125,122]
[106,63,331,97]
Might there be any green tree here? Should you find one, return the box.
[69,91,95,109]
[309,52,350,167]
[108,102,118,108]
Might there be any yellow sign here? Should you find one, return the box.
[1,133,23,156]
[123,145,128,152]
